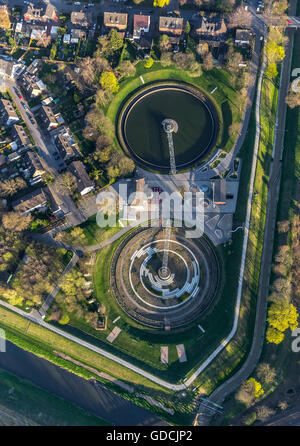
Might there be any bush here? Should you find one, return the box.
[242,411,257,425]
[59,313,70,325]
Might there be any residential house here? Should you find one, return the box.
[0,154,7,167]
[24,151,45,179]
[8,152,21,163]
[63,33,71,44]
[19,71,46,97]
[26,59,42,75]
[159,16,183,36]
[68,161,94,196]
[103,12,128,32]
[71,28,87,43]
[40,105,63,131]
[55,128,80,161]
[0,99,19,126]
[0,5,11,30]
[194,14,227,42]
[30,25,47,40]
[12,125,32,150]
[15,21,32,38]
[71,10,93,28]
[235,29,253,47]
[24,1,58,23]
[133,14,150,40]
[0,57,24,80]
[12,188,48,214]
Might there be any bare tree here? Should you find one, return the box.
[256,363,276,385]
[228,6,252,28]
[1,212,32,232]
[203,52,214,70]
[256,405,275,421]
[56,172,77,195]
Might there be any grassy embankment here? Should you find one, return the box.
[0,368,110,426]
[218,29,300,425]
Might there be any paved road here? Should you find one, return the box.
[266,405,300,426]
[38,250,79,317]
[198,0,297,420]
[6,80,86,227]
[5,0,300,27]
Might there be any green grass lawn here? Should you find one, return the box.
[65,213,123,246]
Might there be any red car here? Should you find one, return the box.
[18,94,22,99]
[287,20,292,24]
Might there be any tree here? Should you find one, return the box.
[60,270,87,296]
[242,411,257,425]
[266,41,285,64]
[94,88,113,108]
[272,0,288,15]
[84,107,114,138]
[266,326,285,344]
[116,60,136,78]
[248,378,264,398]
[0,287,23,306]
[226,48,244,73]
[228,6,252,28]
[144,57,154,69]
[187,61,202,77]
[85,311,98,327]
[236,380,256,407]
[278,401,288,411]
[196,42,209,56]
[173,52,195,70]
[265,63,278,79]
[159,34,171,52]
[203,52,214,70]
[153,0,170,7]
[49,42,57,60]
[2,212,32,232]
[56,172,77,195]
[268,27,288,46]
[256,405,275,421]
[267,301,298,333]
[256,363,276,385]
[98,29,124,58]
[37,34,51,48]
[160,51,173,67]
[59,313,70,325]
[106,151,135,180]
[184,21,191,35]
[100,71,119,93]
[69,227,86,246]
[0,177,26,197]
[286,88,300,109]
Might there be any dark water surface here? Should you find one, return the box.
[125,89,214,169]
[0,341,167,426]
